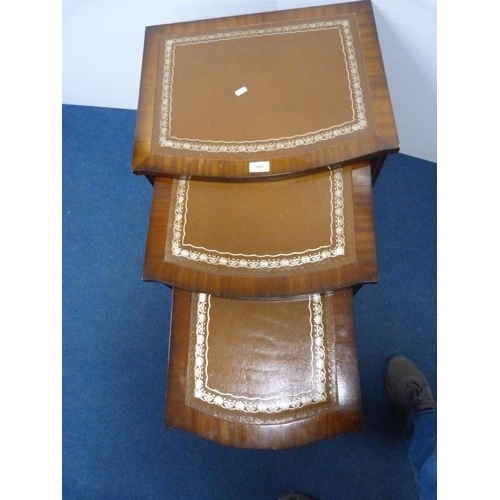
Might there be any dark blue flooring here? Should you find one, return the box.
[62,104,436,499]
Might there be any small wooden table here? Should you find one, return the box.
[132,0,398,182]
[165,287,361,449]
[143,162,377,297]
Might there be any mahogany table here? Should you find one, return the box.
[165,287,361,449]
[132,0,398,182]
[143,161,377,298]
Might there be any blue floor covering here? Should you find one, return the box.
[62,104,436,499]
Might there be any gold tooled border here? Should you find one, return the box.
[165,169,345,269]
[191,293,327,413]
[159,20,367,152]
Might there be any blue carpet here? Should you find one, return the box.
[62,104,436,499]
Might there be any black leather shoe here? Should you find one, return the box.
[385,355,436,417]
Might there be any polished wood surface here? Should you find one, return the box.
[132,0,399,181]
[143,161,377,297]
[164,287,362,449]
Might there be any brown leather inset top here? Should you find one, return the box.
[152,17,371,154]
[164,167,354,273]
[132,1,399,179]
[185,292,336,425]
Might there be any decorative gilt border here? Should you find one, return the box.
[160,20,367,152]
[169,169,345,269]
[193,294,327,413]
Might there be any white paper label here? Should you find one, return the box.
[235,86,247,96]
[249,161,270,173]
